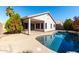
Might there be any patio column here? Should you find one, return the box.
[28,18,31,35]
[43,22,45,32]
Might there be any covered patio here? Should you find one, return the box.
[22,18,45,35]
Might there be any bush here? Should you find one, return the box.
[5,13,24,33]
[63,19,73,30]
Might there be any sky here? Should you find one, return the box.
[1,6,79,23]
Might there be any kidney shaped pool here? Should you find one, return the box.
[36,32,79,53]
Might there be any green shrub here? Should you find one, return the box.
[5,13,24,33]
[63,19,73,30]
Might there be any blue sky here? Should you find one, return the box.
[1,6,79,23]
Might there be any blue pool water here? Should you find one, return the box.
[36,32,79,53]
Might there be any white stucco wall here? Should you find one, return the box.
[32,14,56,32]
[44,14,55,32]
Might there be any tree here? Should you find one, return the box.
[6,6,14,17]
[73,16,79,21]
[72,17,79,31]
[63,19,73,30]
[5,6,23,33]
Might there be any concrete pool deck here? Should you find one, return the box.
[0,31,57,53]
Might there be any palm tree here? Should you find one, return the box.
[6,6,14,17]
[5,7,23,33]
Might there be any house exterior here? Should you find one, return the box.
[22,12,56,34]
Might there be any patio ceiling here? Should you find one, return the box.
[23,18,44,23]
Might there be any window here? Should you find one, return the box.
[50,24,52,28]
[41,23,44,29]
[36,23,40,29]
[45,23,47,29]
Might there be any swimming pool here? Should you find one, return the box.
[36,32,79,53]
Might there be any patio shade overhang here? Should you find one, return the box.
[21,12,56,24]
[23,18,44,23]
[22,17,44,35]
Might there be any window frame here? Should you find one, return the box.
[50,24,52,29]
[45,23,47,29]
